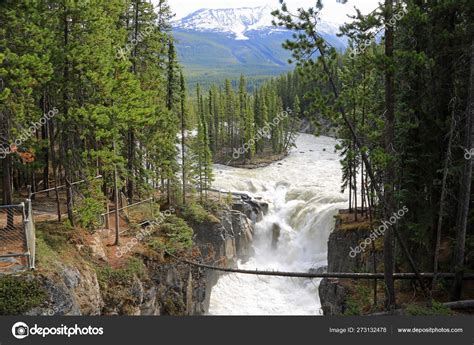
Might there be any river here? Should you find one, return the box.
[209,134,348,315]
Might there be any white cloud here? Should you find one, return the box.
[156,0,381,25]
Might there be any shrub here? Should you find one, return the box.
[225,193,234,206]
[75,197,105,231]
[0,275,46,315]
[74,177,106,231]
[405,301,453,316]
[182,203,211,224]
[97,257,146,287]
[96,258,148,313]
[149,215,193,254]
[345,284,372,315]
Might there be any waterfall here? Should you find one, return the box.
[209,134,347,315]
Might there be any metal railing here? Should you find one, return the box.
[29,175,103,222]
[30,175,103,197]
[0,202,35,273]
[100,197,155,235]
[25,198,36,269]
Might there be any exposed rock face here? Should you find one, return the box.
[299,118,336,137]
[231,194,267,222]
[22,194,262,316]
[190,197,263,313]
[319,278,347,315]
[27,264,103,316]
[326,219,381,274]
[144,261,197,315]
[318,211,382,315]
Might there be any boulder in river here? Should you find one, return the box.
[271,223,280,249]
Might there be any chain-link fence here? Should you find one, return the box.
[0,203,31,273]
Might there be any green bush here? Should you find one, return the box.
[75,197,105,231]
[74,178,106,231]
[405,301,453,316]
[97,257,146,287]
[182,203,213,224]
[0,275,46,315]
[225,193,234,206]
[96,258,148,313]
[345,284,372,315]
[149,215,193,254]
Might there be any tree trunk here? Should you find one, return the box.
[181,92,186,205]
[113,155,120,246]
[2,154,14,230]
[1,108,13,209]
[361,71,367,218]
[41,93,50,197]
[383,0,396,309]
[63,7,74,227]
[451,40,474,300]
[49,120,61,222]
[2,155,12,207]
[66,178,74,226]
[432,105,456,290]
[126,0,140,201]
[127,129,135,201]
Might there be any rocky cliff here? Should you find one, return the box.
[0,195,264,316]
[318,210,382,315]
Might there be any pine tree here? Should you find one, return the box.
[0,0,52,206]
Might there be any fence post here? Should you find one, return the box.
[27,185,32,198]
[55,182,61,222]
[27,185,32,215]
[149,198,154,219]
[24,187,36,270]
[66,178,75,227]
[105,202,110,229]
[113,177,120,245]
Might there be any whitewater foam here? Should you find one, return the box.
[209,134,347,315]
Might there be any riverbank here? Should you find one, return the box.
[226,152,289,169]
[213,149,289,170]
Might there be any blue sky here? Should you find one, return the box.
[161,0,381,23]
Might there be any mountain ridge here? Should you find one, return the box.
[173,5,341,41]
[172,6,347,87]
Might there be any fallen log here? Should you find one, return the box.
[443,300,474,310]
[165,251,474,280]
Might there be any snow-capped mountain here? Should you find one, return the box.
[174,5,341,41]
[174,6,278,40]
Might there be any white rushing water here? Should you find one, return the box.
[209,134,348,315]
